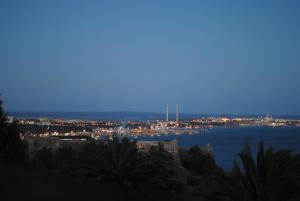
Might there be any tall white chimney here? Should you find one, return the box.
[166,104,169,122]
[176,104,179,124]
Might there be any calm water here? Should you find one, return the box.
[135,127,300,170]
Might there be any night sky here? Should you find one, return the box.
[1,0,300,115]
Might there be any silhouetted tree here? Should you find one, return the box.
[180,146,218,176]
[65,137,186,201]
[146,143,186,194]
[178,146,222,200]
[208,142,300,201]
[32,147,56,169]
[54,145,76,170]
[66,141,104,178]
[0,99,25,163]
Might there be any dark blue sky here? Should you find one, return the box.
[1,0,300,114]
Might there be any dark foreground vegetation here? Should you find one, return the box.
[1,100,300,201]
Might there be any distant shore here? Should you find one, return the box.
[9,111,300,121]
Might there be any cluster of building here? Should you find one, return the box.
[16,112,300,140]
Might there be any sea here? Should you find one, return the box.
[134,127,300,170]
[9,111,300,121]
[10,112,300,170]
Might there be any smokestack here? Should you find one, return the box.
[176,104,179,124]
[166,104,169,122]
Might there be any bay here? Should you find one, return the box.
[135,127,300,170]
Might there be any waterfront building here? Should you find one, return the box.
[136,139,178,155]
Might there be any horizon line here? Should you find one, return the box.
[7,110,300,117]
